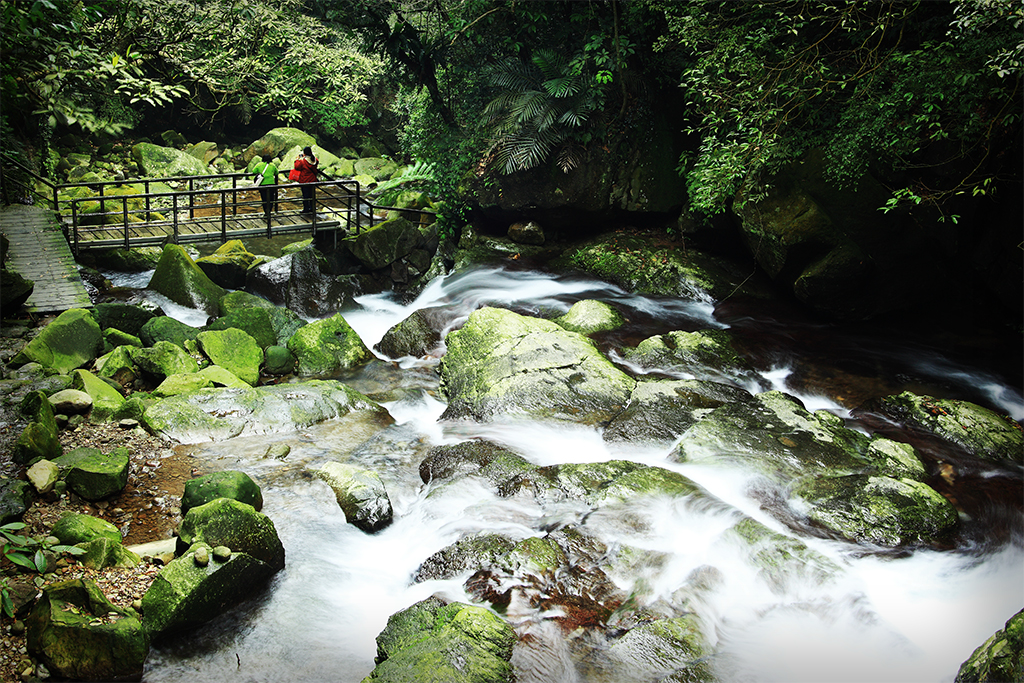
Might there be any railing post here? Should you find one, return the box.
[189,178,195,220]
[311,185,318,237]
[172,193,179,244]
[98,185,106,216]
[355,183,360,235]
[71,201,79,256]
[144,180,151,217]
[220,190,227,242]
[122,197,129,249]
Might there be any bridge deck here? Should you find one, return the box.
[1,204,92,313]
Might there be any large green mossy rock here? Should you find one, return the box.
[141,542,278,639]
[153,372,214,397]
[206,308,277,349]
[439,307,635,425]
[605,379,752,444]
[181,470,263,516]
[344,216,422,271]
[11,308,102,374]
[91,302,157,337]
[90,246,163,272]
[96,345,137,387]
[195,240,257,290]
[353,157,400,180]
[0,478,34,525]
[13,390,62,465]
[315,462,393,533]
[71,369,125,422]
[148,244,227,316]
[287,313,373,376]
[263,345,295,375]
[219,290,274,315]
[176,498,285,571]
[794,474,958,547]
[1,268,34,313]
[241,127,316,164]
[26,579,148,681]
[132,340,199,380]
[50,513,122,545]
[364,595,515,683]
[374,308,443,359]
[197,365,249,388]
[131,142,209,177]
[873,392,1024,465]
[78,537,141,570]
[419,440,534,491]
[53,446,130,500]
[196,328,262,385]
[139,315,201,348]
[104,327,143,350]
[143,380,392,443]
[624,329,759,384]
[956,608,1024,682]
[552,299,625,335]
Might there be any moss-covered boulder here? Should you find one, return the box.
[148,244,227,316]
[364,595,516,683]
[13,390,62,465]
[865,437,927,479]
[0,478,34,525]
[206,307,278,349]
[1,268,34,314]
[195,240,258,289]
[605,379,752,444]
[794,474,958,547]
[196,328,262,385]
[90,247,163,272]
[176,498,285,571]
[413,533,518,583]
[77,537,141,570]
[725,517,841,593]
[153,372,214,397]
[419,440,534,491]
[141,541,279,639]
[263,345,295,375]
[287,313,373,376]
[552,299,625,336]
[70,369,126,422]
[182,471,264,516]
[873,392,1024,465]
[53,446,130,501]
[245,249,357,318]
[314,462,393,533]
[26,579,148,681]
[343,216,423,271]
[104,327,143,349]
[139,315,201,348]
[91,302,157,337]
[624,329,761,385]
[241,127,316,164]
[956,608,1024,682]
[439,307,635,424]
[197,365,249,388]
[50,512,121,545]
[143,380,392,444]
[131,141,209,177]
[218,290,274,316]
[606,614,714,681]
[132,340,199,381]
[374,308,442,359]
[11,308,103,374]
[353,157,399,180]
[95,345,138,387]
[47,388,93,415]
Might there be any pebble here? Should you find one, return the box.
[212,546,231,562]
[193,547,209,567]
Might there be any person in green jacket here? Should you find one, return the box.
[252,154,279,218]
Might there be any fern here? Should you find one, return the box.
[369,159,441,205]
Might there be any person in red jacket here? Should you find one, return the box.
[293,146,319,215]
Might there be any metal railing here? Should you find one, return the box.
[0,152,60,212]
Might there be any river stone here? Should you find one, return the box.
[873,392,1024,465]
[103,327,143,349]
[131,141,209,177]
[794,474,958,547]
[182,471,263,515]
[13,391,62,465]
[245,249,356,318]
[365,595,515,683]
[96,345,138,388]
[176,498,285,571]
[865,436,927,479]
[148,244,227,316]
[50,513,121,545]
[606,614,713,680]
[141,541,279,639]
[673,390,870,481]
[414,533,517,582]
[605,379,753,443]
[439,307,635,424]
[263,346,295,375]
[197,365,249,388]
[353,156,399,180]
[70,369,125,422]
[0,478,34,525]
[77,537,141,570]
[242,127,316,164]
[196,328,262,386]
[419,440,534,491]
[54,446,130,501]
[90,246,163,272]
[27,459,59,495]
[47,388,93,415]
[195,240,257,290]
[139,315,201,348]
[624,328,760,384]
[508,220,544,245]
[132,340,199,380]
[287,313,373,376]
[11,308,103,374]
[91,302,157,337]
[315,462,393,533]
[552,299,624,335]
[374,308,442,359]
[725,517,841,593]
[206,308,277,349]
[26,578,148,681]
[153,372,214,397]
[955,607,1024,682]
[219,290,274,315]
[343,216,422,271]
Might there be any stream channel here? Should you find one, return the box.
[113,264,1021,682]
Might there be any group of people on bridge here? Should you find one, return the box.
[250,146,320,218]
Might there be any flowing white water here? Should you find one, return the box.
[141,265,1022,682]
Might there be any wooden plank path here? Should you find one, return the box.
[0,204,91,313]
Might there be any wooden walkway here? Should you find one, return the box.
[1,204,91,313]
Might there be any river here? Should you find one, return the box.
[124,264,1022,683]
